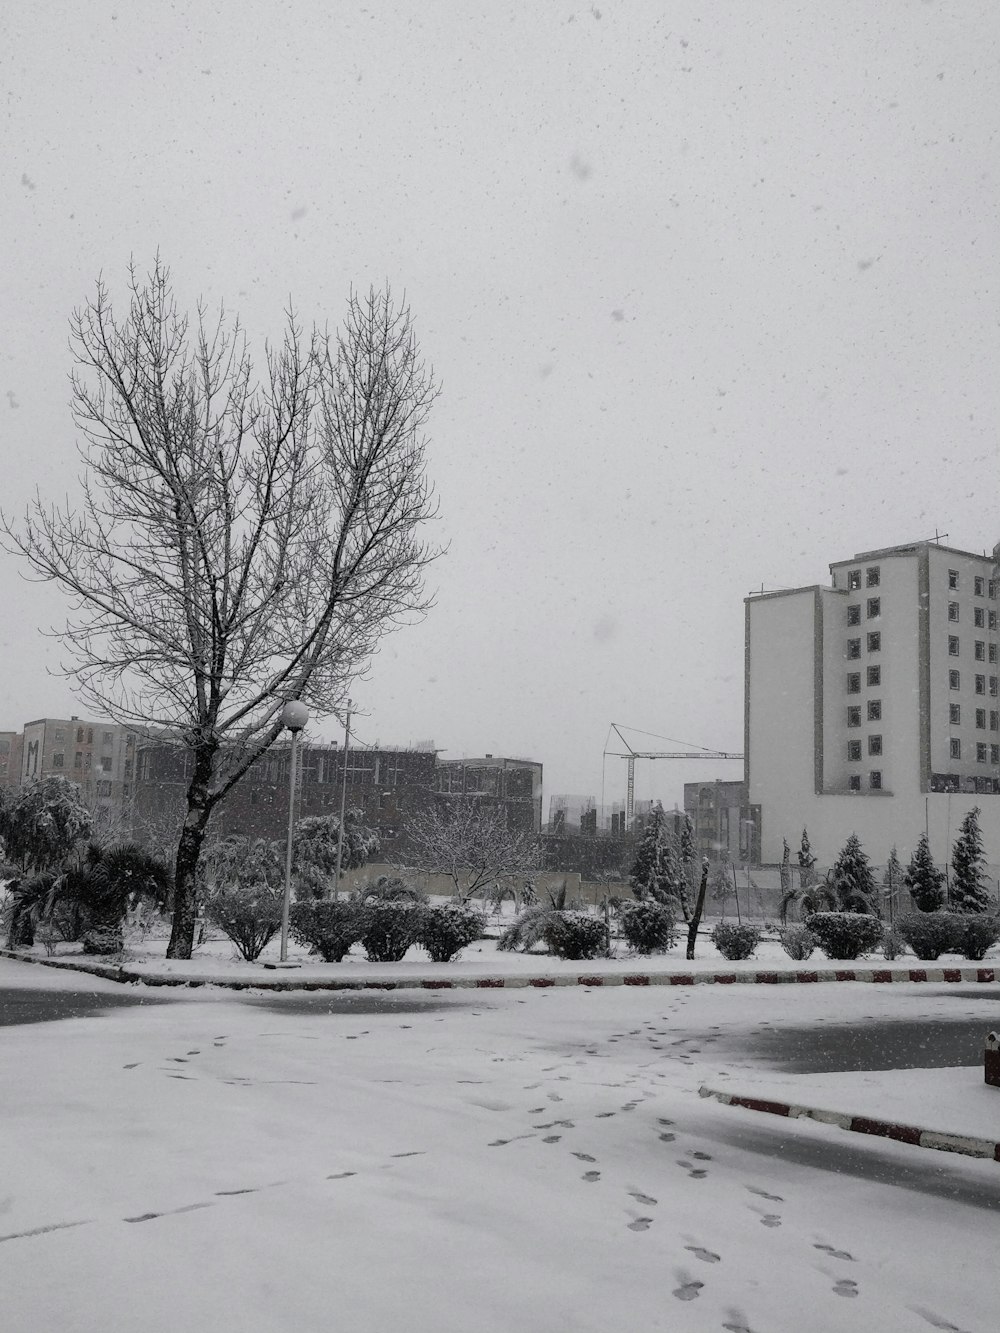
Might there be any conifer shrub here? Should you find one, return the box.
[711,922,762,960]
[778,924,816,961]
[542,910,607,960]
[896,913,959,961]
[618,900,676,955]
[206,882,283,962]
[418,903,484,963]
[805,911,883,960]
[881,926,906,961]
[955,914,1000,961]
[359,900,425,963]
[289,900,364,962]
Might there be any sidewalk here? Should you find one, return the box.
[2,942,997,993]
[700,1066,1000,1163]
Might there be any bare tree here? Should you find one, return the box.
[400,799,540,902]
[2,259,439,957]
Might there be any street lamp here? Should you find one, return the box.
[279,700,310,963]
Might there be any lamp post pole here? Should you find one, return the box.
[279,700,310,963]
[333,700,353,898]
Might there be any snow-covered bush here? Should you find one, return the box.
[778,924,815,961]
[710,922,761,960]
[881,926,906,961]
[955,914,1000,961]
[289,900,364,962]
[206,882,283,962]
[896,913,958,961]
[618,900,676,955]
[805,912,883,960]
[359,900,424,963]
[542,910,607,961]
[418,903,484,963]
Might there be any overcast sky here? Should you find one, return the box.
[2,1,998,816]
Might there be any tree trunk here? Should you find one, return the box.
[686,860,710,962]
[166,743,217,959]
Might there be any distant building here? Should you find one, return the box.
[1,715,137,831]
[438,756,543,832]
[683,780,750,862]
[747,539,1000,866]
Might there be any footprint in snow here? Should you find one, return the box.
[758,1214,781,1228]
[833,1279,859,1298]
[814,1242,855,1261]
[688,1169,708,1179]
[746,1186,783,1202]
[629,1190,657,1206]
[582,1171,601,1183]
[596,1111,615,1118]
[572,1152,596,1162]
[672,1279,703,1301]
[627,1217,653,1232]
[326,1172,356,1180]
[911,1308,971,1332]
[684,1245,720,1264]
[543,1135,561,1144]
[691,1151,712,1161]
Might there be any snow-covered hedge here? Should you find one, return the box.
[805,912,883,960]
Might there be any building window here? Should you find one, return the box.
[992,677,999,697]
[950,737,962,759]
[868,734,882,756]
[867,597,881,619]
[977,743,988,764]
[949,602,961,622]
[867,631,881,653]
[974,607,985,628]
[949,569,959,590]
[990,644,998,664]
[976,709,987,729]
[869,770,882,790]
[866,566,880,587]
[948,636,960,656]
[847,672,861,694]
[86,729,93,745]
[97,780,113,797]
[124,758,132,778]
[847,604,861,626]
[992,745,1000,766]
[992,711,999,732]
[76,727,84,743]
[847,638,861,660]
[867,699,882,721]
[848,570,861,590]
[991,611,998,631]
[102,731,114,747]
[847,740,862,761]
[975,641,985,661]
[53,729,65,743]
[100,756,113,773]
[867,665,881,687]
[949,669,961,690]
[74,751,82,769]
[976,674,986,694]
[847,706,861,728]
[52,752,64,768]
[990,580,998,599]
[950,703,961,725]
[975,575,986,597]
[848,775,861,791]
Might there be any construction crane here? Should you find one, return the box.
[604,723,744,825]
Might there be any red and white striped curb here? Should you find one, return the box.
[699,1085,1000,1163]
[1,948,997,993]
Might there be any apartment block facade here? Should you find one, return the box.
[2,715,137,831]
[746,541,1000,867]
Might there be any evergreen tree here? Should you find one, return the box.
[903,833,945,912]
[828,832,878,914]
[881,846,904,923]
[629,804,684,915]
[797,828,817,889]
[678,813,697,918]
[951,807,993,913]
[779,838,792,902]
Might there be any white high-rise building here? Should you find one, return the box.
[746,540,1000,868]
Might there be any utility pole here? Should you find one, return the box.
[333,700,353,896]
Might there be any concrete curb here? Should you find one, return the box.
[1,948,997,994]
[698,1084,1000,1163]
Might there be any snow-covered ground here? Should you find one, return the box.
[1,956,997,1332]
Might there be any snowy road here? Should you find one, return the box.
[0,961,996,1332]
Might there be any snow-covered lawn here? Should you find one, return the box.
[1,957,997,1332]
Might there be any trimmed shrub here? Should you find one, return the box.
[778,924,816,961]
[418,904,484,963]
[955,914,1000,961]
[289,900,364,962]
[359,900,425,963]
[206,882,283,962]
[897,913,959,961]
[881,926,906,961]
[806,912,883,960]
[618,900,676,955]
[543,910,607,961]
[711,922,762,961]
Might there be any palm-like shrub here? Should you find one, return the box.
[498,905,607,959]
[207,881,283,961]
[354,874,427,904]
[65,843,172,954]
